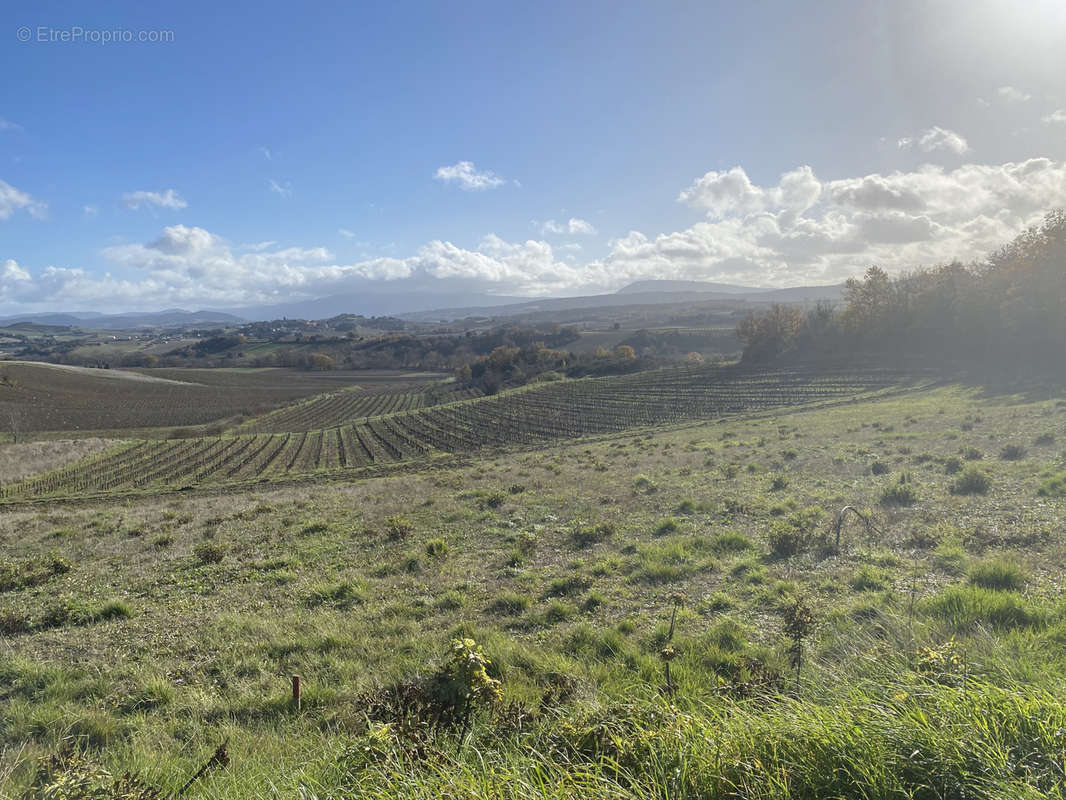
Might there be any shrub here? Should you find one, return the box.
[770,475,789,491]
[960,446,983,461]
[1035,432,1056,446]
[633,474,658,493]
[1037,471,1066,498]
[950,466,990,496]
[767,522,805,558]
[943,456,964,475]
[384,514,414,541]
[676,498,697,515]
[969,558,1027,591]
[870,461,890,475]
[425,537,449,558]
[94,600,133,621]
[999,444,1027,461]
[193,541,225,565]
[879,474,918,506]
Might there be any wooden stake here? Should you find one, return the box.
[292,674,302,711]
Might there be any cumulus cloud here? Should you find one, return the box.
[593,158,1066,287]
[542,217,597,235]
[897,126,970,155]
[434,161,506,191]
[6,158,1066,309]
[0,179,47,220]
[1043,109,1066,126]
[122,189,187,211]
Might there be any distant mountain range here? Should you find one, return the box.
[397,281,845,322]
[0,309,245,330]
[0,280,844,329]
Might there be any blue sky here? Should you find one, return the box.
[2,0,1066,312]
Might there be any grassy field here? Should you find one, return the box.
[3,380,1066,798]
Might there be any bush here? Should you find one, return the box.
[870,461,890,475]
[1037,470,1066,497]
[879,474,918,507]
[950,466,990,496]
[580,592,605,613]
[193,541,226,565]
[999,444,1027,461]
[960,446,983,461]
[384,514,414,541]
[969,558,1027,591]
[770,475,789,491]
[677,498,697,515]
[943,456,964,475]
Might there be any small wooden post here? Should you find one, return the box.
[292,675,302,711]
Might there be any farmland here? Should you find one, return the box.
[0,366,914,501]
[0,363,444,435]
[3,377,1066,798]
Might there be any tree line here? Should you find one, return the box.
[737,209,1066,371]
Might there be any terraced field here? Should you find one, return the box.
[0,366,916,500]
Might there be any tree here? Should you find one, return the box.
[309,353,335,371]
[614,345,636,360]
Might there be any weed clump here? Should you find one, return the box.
[571,521,615,548]
[969,558,1027,591]
[950,466,991,496]
[384,514,414,541]
[425,537,449,558]
[193,541,226,565]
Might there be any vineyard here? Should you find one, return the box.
[0,366,914,500]
[240,384,483,432]
[0,363,443,433]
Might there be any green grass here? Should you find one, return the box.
[4,382,1066,798]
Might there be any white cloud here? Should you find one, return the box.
[434,161,506,191]
[268,179,292,198]
[542,217,597,235]
[338,228,356,239]
[122,189,187,211]
[258,146,272,160]
[592,158,1066,288]
[1043,109,1066,126]
[6,157,1066,309]
[83,205,99,218]
[898,126,970,155]
[0,118,22,133]
[0,178,47,220]
[996,86,1031,103]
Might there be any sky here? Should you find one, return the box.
[2,0,1066,313]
